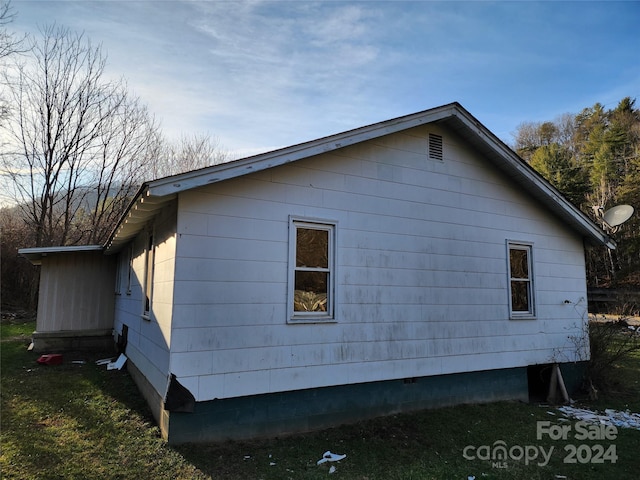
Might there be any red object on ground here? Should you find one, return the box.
[37,354,63,365]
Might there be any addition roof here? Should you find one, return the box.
[19,245,103,265]
[104,102,615,253]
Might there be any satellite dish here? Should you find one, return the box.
[602,204,634,228]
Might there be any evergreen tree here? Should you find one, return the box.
[514,97,640,288]
[529,143,588,208]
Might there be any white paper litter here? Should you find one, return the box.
[317,451,347,465]
[329,466,336,474]
[107,353,127,370]
[558,405,640,430]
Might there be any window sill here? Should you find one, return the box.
[141,314,151,322]
[510,314,537,320]
[288,317,337,324]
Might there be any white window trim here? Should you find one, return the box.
[115,244,134,296]
[142,231,155,320]
[288,216,337,323]
[126,243,133,295]
[507,240,536,319]
[115,251,123,295]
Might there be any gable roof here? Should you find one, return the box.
[105,102,615,253]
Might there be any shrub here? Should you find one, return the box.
[585,316,640,397]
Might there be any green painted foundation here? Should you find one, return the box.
[164,367,533,444]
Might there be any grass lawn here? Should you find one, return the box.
[2,316,639,479]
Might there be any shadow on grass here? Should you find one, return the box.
[0,328,166,479]
[3,319,640,480]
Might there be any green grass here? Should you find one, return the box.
[2,318,640,479]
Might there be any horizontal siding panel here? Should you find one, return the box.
[171,350,214,376]
[206,215,286,242]
[175,258,286,283]
[222,370,273,398]
[268,363,352,394]
[172,303,285,328]
[166,124,591,402]
[197,373,224,400]
[342,286,506,307]
[180,185,281,215]
[173,281,285,306]
[177,236,286,263]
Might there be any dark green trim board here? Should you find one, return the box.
[163,367,531,444]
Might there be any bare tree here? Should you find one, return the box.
[0,24,159,246]
[0,0,26,60]
[0,0,27,131]
[149,132,229,180]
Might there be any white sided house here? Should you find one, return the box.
[22,103,614,443]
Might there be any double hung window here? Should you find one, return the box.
[507,242,535,318]
[289,217,336,322]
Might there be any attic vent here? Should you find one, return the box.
[428,133,443,161]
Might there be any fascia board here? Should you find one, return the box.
[19,245,103,265]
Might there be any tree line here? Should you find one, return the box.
[513,98,639,292]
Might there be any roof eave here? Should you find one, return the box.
[103,187,176,254]
[19,245,104,265]
[103,102,613,252]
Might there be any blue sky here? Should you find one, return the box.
[10,0,640,158]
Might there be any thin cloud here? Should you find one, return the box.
[9,0,640,154]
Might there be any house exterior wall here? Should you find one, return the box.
[35,250,115,333]
[168,123,589,403]
[113,202,177,402]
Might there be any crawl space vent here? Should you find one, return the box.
[428,133,443,161]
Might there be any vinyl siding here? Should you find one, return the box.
[113,202,177,397]
[35,251,115,332]
[169,124,588,401]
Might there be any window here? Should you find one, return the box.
[507,242,535,318]
[126,244,133,295]
[115,245,133,295]
[115,253,123,295]
[288,217,336,322]
[143,233,154,318]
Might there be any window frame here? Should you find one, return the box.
[287,216,337,323]
[126,243,133,295]
[115,244,134,296]
[115,251,123,295]
[507,241,536,319]
[142,231,155,320]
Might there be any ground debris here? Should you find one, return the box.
[558,405,640,429]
